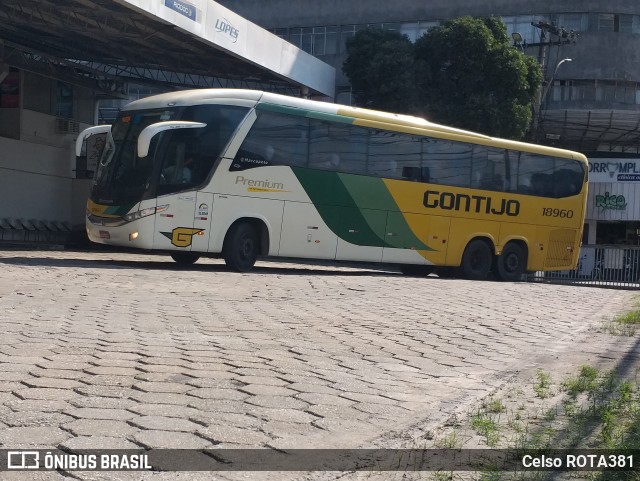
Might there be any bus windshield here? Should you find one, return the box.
[91,104,250,204]
[92,109,179,204]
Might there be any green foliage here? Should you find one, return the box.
[533,369,552,398]
[471,411,500,447]
[563,365,600,398]
[341,17,542,140]
[415,16,542,139]
[342,28,417,113]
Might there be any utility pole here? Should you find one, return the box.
[524,20,578,142]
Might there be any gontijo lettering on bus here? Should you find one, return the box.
[423,190,521,216]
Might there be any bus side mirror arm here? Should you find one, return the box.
[75,125,112,157]
[137,121,207,158]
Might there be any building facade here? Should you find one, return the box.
[219,0,640,247]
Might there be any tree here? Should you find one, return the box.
[414,16,542,139]
[342,28,417,113]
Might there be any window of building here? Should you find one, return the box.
[0,68,19,108]
[340,24,357,50]
[503,15,545,44]
[379,23,401,32]
[290,25,339,55]
[417,21,440,39]
[272,28,288,39]
[336,89,353,106]
[555,13,588,32]
[617,14,640,34]
[55,81,73,119]
[313,26,338,55]
[400,21,440,42]
[598,14,615,32]
[22,72,51,114]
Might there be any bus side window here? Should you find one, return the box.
[368,130,421,180]
[530,173,550,196]
[401,166,421,181]
[553,159,585,197]
[234,111,308,170]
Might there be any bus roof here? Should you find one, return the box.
[123,89,587,164]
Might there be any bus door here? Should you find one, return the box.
[152,136,200,252]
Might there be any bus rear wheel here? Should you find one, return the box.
[460,239,493,280]
[495,243,526,282]
[223,222,259,272]
[170,252,200,265]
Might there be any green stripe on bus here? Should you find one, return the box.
[256,103,354,124]
[338,174,432,251]
[291,167,432,251]
[291,168,386,247]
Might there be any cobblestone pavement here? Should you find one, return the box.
[0,250,637,481]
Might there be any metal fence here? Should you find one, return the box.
[527,244,640,289]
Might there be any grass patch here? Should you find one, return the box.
[471,410,500,447]
[563,365,600,398]
[604,301,640,336]
[453,364,640,480]
[533,369,552,399]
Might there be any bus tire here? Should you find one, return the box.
[460,239,493,280]
[170,252,200,265]
[399,265,433,277]
[223,222,259,272]
[495,242,526,282]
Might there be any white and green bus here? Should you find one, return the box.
[81,89,588,280]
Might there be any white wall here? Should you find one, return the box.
[0,108,92,226]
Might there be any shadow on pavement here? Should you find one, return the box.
[0,253,413,277]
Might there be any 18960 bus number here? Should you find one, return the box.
[542,208,574,218]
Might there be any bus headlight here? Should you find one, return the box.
[124,204,168,223]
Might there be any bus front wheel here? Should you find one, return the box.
[495,243,526,282]
[223,222,259,272]
[460,239,493,280]
[170,252,200,265]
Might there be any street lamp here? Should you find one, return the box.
[511,32,524,51]
[540,58,572,111]
[531,57,572,141]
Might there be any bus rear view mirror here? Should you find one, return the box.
[75,125,112,157]
[137,121,207,158]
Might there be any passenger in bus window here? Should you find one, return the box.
[530,173,550,196]
[181,157,193,183]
